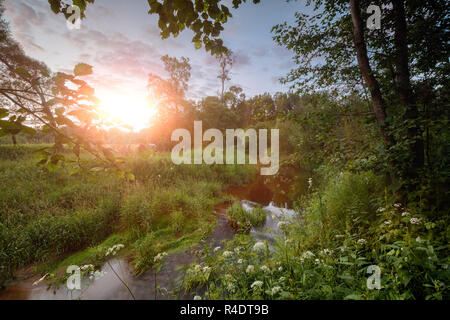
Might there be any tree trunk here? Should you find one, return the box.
[349,0,393,145]
[392,0,424,173]
[11,134,17,145]
[350,0,403,201]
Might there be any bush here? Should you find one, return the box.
[227,202,267,233]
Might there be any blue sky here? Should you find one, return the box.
[3,0,309,101]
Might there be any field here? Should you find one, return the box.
[0,145,257,286]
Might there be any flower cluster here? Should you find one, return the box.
[89,270,106,281]
[223,251,233,258]
[302,251,315,259]
[270,286,281,295]
[253,241,266,252]
[105,244,125,256]
[154,252,168,263]
[357,239,367,245]
[251,280,263,290]
[260,265,270,273]
[410,217,423,225]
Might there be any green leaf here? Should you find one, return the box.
[14,67,32,79]
[0,108,8,119]
[74,63,93,77]
[20,125,37,137]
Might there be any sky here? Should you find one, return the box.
[2,0,308,103]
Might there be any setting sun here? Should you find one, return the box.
[98,92,157,131]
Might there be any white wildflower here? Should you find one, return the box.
[394,203,402,208]
[357,239,367,245]
[271,286,282,295]
[308,178,313,189]
[401,212,410,217]
[80,264,94,271]
[237,259,244,264]
[251,281,263,290]
[213,246,221,253]
[314,259,320,265]
[278,266,283,272]
[106,244,125,256]
[279,276,286,282]
[302,251,315,259]
[203,266,211,273]
[260,265,270,273]
[410,217,422,225]
[223,251,233,258]
[253,241,266,252]
[193,295,202,300]
[384,220,392,225]
[246,265,255,274]
[154,252,168,263]
[194,264,202,271]
[322,248,332,255]
[377,207,386,213]
[227,283,236,293]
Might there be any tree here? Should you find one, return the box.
[46,0,448,194]
[217,50,234,101]
[0,3,132,178]
[148,55,191,115]
[272,0,448,196]
[47,0,261,55]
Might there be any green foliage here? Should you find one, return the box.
[189,169,449,300]
[227,201,266,233]
[0,149,255,285]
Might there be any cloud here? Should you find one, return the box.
[233,51,251,68]
[3,0,49,52]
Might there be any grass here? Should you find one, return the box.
[227,201,267,233]
[0,145,257,286]
[183,168,449,300]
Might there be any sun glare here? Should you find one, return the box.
[98,92,157,131]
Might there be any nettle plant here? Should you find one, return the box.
[0,43,134,179]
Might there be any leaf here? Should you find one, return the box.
[14,67,32,79]
[344,294,362,300]
[20,125,37,137]
[0,108,8,119]
[74,63,93,77]
[48,0,61,14]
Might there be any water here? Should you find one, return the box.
[0,172,307,300]
[241,200,298,243]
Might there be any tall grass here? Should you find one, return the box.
[227,201,267,233]
[0,146,257,285]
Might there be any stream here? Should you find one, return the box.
[0,171,307,300]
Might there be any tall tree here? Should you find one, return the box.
[217,50,234,101]
[148,55,191,114]
[272,0,448,195]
